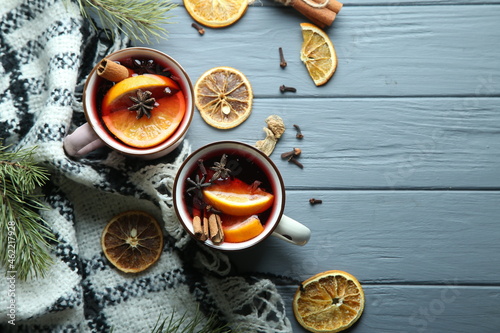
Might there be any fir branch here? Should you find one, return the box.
[0,145,56,280]
[150,307,233,333]
[73,0,178,44]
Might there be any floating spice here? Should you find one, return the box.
[128,89,156,119]
[97,59,130,82]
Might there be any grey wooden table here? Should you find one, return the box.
[142,1,500,331]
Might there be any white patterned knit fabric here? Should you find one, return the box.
[0,0,292,332]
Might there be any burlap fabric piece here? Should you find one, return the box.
[0,0,292,331]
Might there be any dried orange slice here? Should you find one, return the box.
[101,74,185,148]
[194,66,253,129]
[202,177,273,216]
[222,215,264,243]
[300,22,338,86]
[183,0,248,28]
[101,210,164,273]
[293,270,365,333]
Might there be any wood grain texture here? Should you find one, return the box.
[137,2,500,332]
[184,97,500,189]
[277,285,500,332]
[227,190,500,283]
[151,5,500,98]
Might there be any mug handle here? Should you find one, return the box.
[272,215,311,246]
[63,123,106,157]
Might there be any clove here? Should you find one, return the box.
[309,198,323,205]
[281,148,302,160]
[279,47,287,68]
[191,22,205,35]
[293,124,304,139]
[197,159,207,176]
[280,85,297,93]
[289,157,304,169]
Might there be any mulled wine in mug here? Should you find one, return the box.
[173,141,311,250]
[63,47,194,159]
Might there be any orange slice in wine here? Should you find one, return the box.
[222,215,264,243]
[202,177,274,216]
[101,74,185,148]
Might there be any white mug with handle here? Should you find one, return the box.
[63,47,194,160]
[173,141,311,250]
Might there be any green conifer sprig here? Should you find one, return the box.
[0,144,56,280]
[151,309,232,333]
[73,0,178,44]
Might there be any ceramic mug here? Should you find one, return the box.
[173,141,311,250]
[63,47,194,159]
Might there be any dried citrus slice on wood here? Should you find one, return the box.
[300,22,338,86]
[101,74,185,148]
[202,177,273,216]
[222,215,264,243]
[183,0,248,28]
[293,270,365,333]
[194,66,253,129]
[101,210,164,273]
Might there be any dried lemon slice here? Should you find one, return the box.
[293,270,365,333]
[101,210,163,273]
[194,66,253,129]
[300,22,338,86]
[183,0,248,28]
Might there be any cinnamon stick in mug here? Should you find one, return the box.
[97,59,131,82]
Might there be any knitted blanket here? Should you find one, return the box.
[0,0,291,332]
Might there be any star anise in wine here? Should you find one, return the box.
[210,154,232,181]
[186,174,212,198]
[128,89,156,119]
[131,58,160,74]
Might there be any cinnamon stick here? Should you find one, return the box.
[192,204,208,241]
[97,59,131,82]
[193,216,205,240]
[312,0,343,14]
[292,0,337,27]
[203,217,210,241]
[208,214,224,245]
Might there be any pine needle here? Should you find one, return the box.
[73,0,178,44]
[0,145,56,280]
[151,307,233,333]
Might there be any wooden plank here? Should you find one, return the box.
[149,5,500,97]
[276,284,500,332]
[184,97,500,189]
[227,190,500,283]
